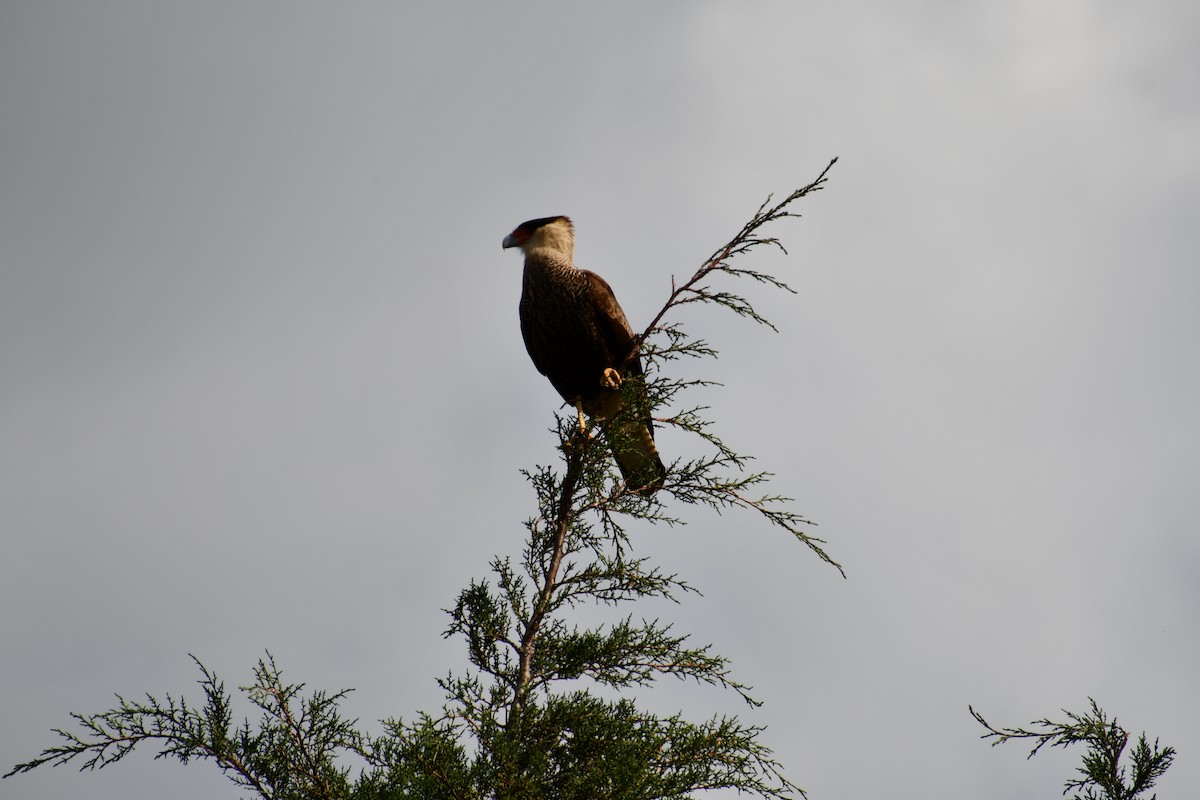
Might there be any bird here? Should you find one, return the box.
[502,216,666,492]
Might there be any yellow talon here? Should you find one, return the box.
[601,367,622,390]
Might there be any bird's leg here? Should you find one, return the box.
[601,367,622,390]
[574,400,601,440]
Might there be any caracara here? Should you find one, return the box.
[502,216,666,492]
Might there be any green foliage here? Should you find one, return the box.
[5,654,360,799]
[970,699,1176,800]
[7,159,841,799]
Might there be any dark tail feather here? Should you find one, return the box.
[603,416,666,492]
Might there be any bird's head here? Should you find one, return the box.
[502,216,575,258]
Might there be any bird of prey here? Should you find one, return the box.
[502,216,666,492]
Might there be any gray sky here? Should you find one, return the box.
[2,2,1197,798]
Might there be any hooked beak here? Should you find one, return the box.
[501,233,518,250]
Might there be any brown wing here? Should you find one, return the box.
[583,271,666,491]
[581,270,641,375]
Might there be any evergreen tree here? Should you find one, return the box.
[6,159,841,799]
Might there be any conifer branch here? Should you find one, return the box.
[629,155,837,362]
[970,699,1176,800]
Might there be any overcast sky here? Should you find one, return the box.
[2,3,1197,798]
